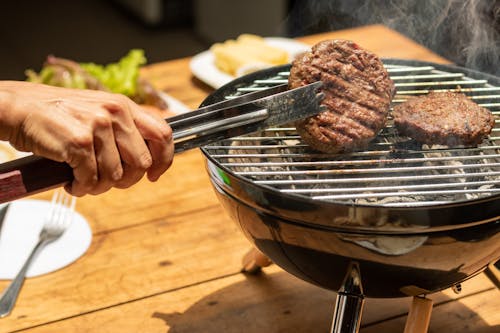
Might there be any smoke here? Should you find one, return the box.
[451,0,500,75]
[286,0,499,75]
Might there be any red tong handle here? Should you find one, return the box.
[0,155,72,204]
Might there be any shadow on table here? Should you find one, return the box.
[151,270,498,333]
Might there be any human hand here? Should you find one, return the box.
[0,81,174,196]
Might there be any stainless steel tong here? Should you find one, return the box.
[0,81,324,203]
[170,81,323,152]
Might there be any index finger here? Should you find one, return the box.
[132,104,173,144]
[133,107,174,180]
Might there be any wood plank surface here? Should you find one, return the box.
[0,199,249,332]
[362,289,500,333]
[14,267,497,333]
[1,24,498,333]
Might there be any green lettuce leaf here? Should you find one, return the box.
[80,49,146,96]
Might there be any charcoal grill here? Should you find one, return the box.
[199,59,500,333]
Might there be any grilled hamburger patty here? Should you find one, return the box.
[288,39,395,153]
[393,91,495,146]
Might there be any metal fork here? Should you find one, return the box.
[0,189,76,318]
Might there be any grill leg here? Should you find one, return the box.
[403,296,433,333]
[330,292,364,333]
[330,262,364,333]
[241,247,273,274]
[484,262,500,289]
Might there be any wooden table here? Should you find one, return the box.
[1,25,498,333]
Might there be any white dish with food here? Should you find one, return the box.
[190,37,311,89]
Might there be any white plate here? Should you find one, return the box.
[190,37,311,89]
[0,199,92,279]
[0,143,91,279]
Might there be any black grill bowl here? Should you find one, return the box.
[200,60,500,298]
[207,161,499,297]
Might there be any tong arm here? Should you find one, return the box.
[170,82,323,152]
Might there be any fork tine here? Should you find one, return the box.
[46,189,61,224]
[63,193,76,227]
[46,189,75,231]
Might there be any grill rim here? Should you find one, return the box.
[199,59,500,232]
[384,58,500,85]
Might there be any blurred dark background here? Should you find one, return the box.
[0,0,293,80]
[0,0,498,80]
[0,0,204,80]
